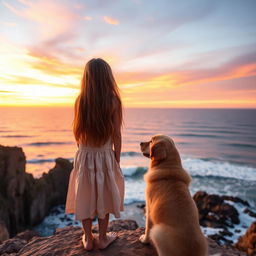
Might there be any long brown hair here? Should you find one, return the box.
[73,58,122,147]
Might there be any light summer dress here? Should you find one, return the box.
[65,138,124,220]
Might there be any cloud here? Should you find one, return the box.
[116,51,256,98]
[103,16,119,25]
[83,16,92,21]
[0,20,17,26]
[2,0,79,40]
[0,90,14,93]
[27,49,82,79]
[2,1,23,16]
[174,52,256,86]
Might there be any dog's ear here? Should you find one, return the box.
[150,141,167,161]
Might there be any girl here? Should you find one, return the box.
[65,58,124,251]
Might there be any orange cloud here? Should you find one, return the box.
[103,16,119,25]
[116,63,255,96]
[174,63,256,87]
[1,32,255,108]
[27,49,82,77]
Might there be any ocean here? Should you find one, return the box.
[1,107,256,237]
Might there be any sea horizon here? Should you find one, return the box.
[1,107,255,210]
[1,105,256,109]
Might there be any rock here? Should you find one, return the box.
[193,191,243,245]
[0,145,27,236]
[0,237,27,254]
[193,191,240,229]
[221,195,250,207]
[19,220,157,256]
[208,238,246,256]
[14,230,39,242]
[208,234,233,246]
[0,145,73,237]
[244,208,256,218]
[0,220,245,256]
[108,219,139,231]
[208,229,235,245]
[0,228,39,254]
[236,222,256,256]
[137,203,146,214]
[92,219,139,233]
[0,221,9,243]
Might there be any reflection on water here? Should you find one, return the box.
[0,107,256,177]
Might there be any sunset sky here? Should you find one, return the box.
[0,0,256,108]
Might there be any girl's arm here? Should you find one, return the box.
[112,103,122,164]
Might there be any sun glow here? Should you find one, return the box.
[0,0,255,108]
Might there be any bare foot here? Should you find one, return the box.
[82,234,94,251]
[98,232,117,249]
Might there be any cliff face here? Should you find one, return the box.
[0,220,246,256]
[0,145,73,238]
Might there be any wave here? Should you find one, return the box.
[25,141,73,146]
[121,166,147,177]
[121,151,141,157]
[130,132,154,136]
[27,158,56,164]
[183,157,256,181]
[27,157,73,164]
[121,157,256,181]
[189,129,240,134]
[177,133,222,138]
[26,155,256,181]
[225,143,256,149]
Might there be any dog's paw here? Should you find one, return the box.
[139,234,150,244]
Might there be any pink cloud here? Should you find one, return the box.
[2,0,79,40]
[83,16,92,21]
[103,16,119,25]
[0,21,17,27]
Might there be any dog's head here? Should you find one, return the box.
[140,134,180,165]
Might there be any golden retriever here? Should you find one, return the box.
[139,134,208,256]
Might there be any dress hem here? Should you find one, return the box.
[65,208,124,221]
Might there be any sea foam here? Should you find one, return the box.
[121,156,256,181]
[183,157,256,181]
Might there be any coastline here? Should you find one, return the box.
[0,144,255,255]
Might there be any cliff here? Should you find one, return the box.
[0,145,73,238]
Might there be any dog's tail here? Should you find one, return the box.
[150,224,209,256]
[150,224,174,256]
